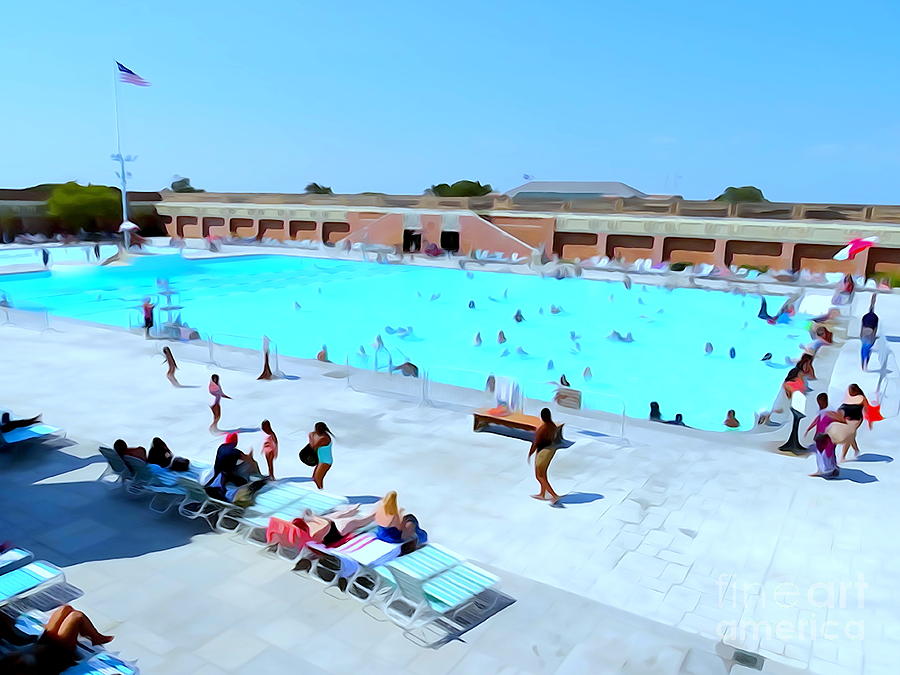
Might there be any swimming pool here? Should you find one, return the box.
[0,253,808,430]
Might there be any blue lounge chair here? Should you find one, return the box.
[0,423,62,446]
[0,548,34,576]
[0,561,65,609]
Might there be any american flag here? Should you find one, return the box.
[116,62,150,87]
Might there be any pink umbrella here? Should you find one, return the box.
[834,236,877,261]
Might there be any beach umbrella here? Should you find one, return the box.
[833,236,877,261]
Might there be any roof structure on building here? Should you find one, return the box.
[505,181,649,201]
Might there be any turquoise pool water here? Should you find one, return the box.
[1,254,808,430]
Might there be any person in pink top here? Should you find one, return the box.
[260,419,278,480]
[208,374,232,432]
[805,392,839,478]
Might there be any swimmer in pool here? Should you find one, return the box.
[547,360,554,370]
[608,331,634,343]
[468,300,475,309]
[514,309,524,323]
[500,348,510,357]
[430,293,440,301]
[516,347,529,356]
[316,345,330,362]
[474,332,482,346]
[729,347,736,359]
[569,331,581,341]
[761,352,772,361]
[705,342,713,354]
[583,367,592,380]
[392,361,419,378]
[623,275,632,290]
[358,346,367,357]
[294,301,301,310]
[498,330,507,344]
[550,305,562,315]
[560,374,570,387]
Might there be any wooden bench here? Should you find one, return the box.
[473,409,540,434]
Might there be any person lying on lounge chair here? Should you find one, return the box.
[1,412,42,434]
[113,439,147,462]
[0,604,114,674]
[147,437,173,468]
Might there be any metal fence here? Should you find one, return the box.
[0,306,51,332]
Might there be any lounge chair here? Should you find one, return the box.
[384,556,500,645]
[9,613,140,675]
[0,423,62,446]
[120,456,189,513]
[352,544,463,614]
[175,477,222,529]
[0,561,65,610]
[96,446,132,488]
[0,548,34,576]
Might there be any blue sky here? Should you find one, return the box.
[3,1,900,203]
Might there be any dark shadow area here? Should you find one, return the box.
[850,453,893,463]
[556,492,604,506]
[0,442,215,568]
[423,590,516,649]
[476,424,574,448]
[829,469,878,484]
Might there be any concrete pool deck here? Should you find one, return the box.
[2,278,900,674]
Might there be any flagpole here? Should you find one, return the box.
[113,63,131,247]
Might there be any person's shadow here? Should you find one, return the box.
[828,468,878,484]
[850,453,893,463]
[555,492,604,506]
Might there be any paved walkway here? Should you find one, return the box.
[2,287,899,674]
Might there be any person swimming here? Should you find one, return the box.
[498,330,507,344]
[550,305,562,315]
[392,361,419,377]
[665,413,688,427]
[474,332,482,346]
[560,374,570,387]
[705,342,713,354]
[583,367,592,380]
[649,401,662,422]
[358,345,367,357]
[547,359,554,370]
[569,331,581,341]
[729,347,736,359]
[373,335,384,349]
[516,347,529,356]
[514,309,524,323]
[468,300,475,309]
[761,352,773,361]
[316,345,330,362]
[608,331,634,343]
[430,293,440,301]
[500,348,510,357]
[758,295,796,324]
[294,301,302,310]
[623,275,632,290]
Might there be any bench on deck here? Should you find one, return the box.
[473,409,574,447]
[473,409,540,435]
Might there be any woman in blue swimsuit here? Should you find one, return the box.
[309,422,334,489]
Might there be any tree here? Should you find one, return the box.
[46,182,121,232]
[714,186,766,203]
[170,176,204,193]
[430,180,492,197]
[305,182,333,194]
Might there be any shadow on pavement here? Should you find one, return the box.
[831,468,878,484]
[556,492,604,505]
[851,453,893,463]
[0,440,212,568]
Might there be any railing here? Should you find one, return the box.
[346,361,425,404]
[873,336,900,419]
[0,306,51,332]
